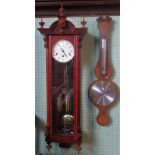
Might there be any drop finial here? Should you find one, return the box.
[81,16,87,27]
[39,18,45,28]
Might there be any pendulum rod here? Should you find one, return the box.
[64,64,69,93]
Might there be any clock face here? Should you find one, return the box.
[52,39,75,63]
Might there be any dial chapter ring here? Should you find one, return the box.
[52,39,75,63]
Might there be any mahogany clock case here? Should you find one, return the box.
[48,35,82,147]
[38,6,87,151]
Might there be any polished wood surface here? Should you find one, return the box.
[35,0,120,17]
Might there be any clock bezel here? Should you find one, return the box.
[52,39,75,63]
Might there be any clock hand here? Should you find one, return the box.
[58,44,68,58]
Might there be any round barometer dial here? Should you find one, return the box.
[89,80,117,106]
[52,39,75,63]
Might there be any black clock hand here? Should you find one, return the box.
[58,44,68,58]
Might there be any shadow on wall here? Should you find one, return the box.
[81,32,94,110]
[35,115,46,154]
[80,32,95,146]
[109,20,116,79]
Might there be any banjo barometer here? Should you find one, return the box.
[88,16,119,126]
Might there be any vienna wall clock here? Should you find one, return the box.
[38,6,87,153]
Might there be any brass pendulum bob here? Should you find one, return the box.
[63,95,74,133]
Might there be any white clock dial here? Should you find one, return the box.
[52,39,75,63]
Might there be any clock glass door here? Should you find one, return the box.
[52,38,75,134]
